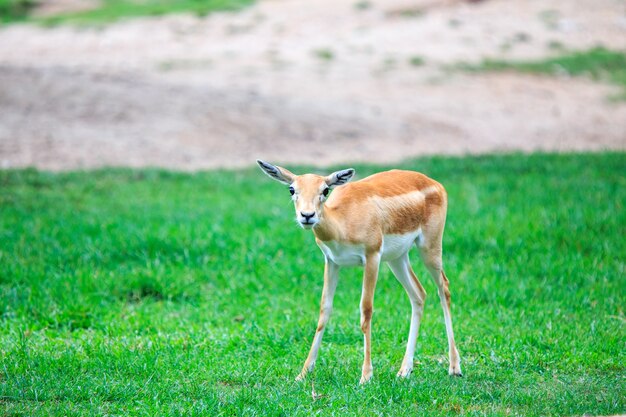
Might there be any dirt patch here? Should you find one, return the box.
[0,0,625,170]
[0,66,385,169]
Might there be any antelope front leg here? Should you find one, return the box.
[296,259,340,381]
[359,252,381,384]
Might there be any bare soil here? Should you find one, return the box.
[0,0,625,170]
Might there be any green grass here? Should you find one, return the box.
[0,0,35,23]
[458,47,626,100]
[1,153,625,416]
[353,1,372,11]
[313,48,335,61]
[409,55,426,67]
[0,0,253,25]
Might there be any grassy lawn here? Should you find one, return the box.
[457,47,626,100]
[0,0,34,23]
[0,153,624,416]
[0,0,254,24]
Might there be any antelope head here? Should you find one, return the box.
[256,160,355,229]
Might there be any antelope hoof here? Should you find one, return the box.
[449,363,463,377]
[397,365,413,378]
[360,368,373,384]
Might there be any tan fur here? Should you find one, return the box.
[314,170,446,245]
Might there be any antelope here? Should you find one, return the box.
[256,160,462,384]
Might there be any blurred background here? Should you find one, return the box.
[0,0,624,170]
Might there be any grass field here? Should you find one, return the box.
[458,47,626,100]
[0,153,624,416]
[0,0,253,24]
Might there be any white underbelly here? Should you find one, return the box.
[317,240,366,266]
[317,230,421,266]
[380,230,421,262]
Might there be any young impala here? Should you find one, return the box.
[257,160,462,384]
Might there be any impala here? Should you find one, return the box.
[256,160,462,384]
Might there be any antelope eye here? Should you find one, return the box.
[322,188,330,197]
[289,186,295,196]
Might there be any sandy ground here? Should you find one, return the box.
[0,0,625,170]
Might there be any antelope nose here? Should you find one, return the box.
[301,211,315,220]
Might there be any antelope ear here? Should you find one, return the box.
[325,168,355,187]
[256,160,297,185]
